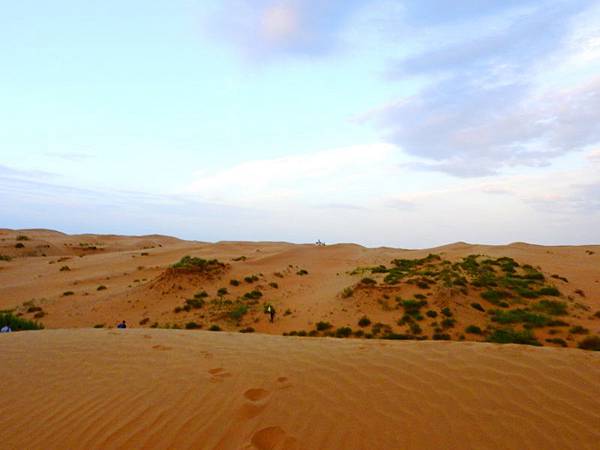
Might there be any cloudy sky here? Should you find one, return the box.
[1,0,599,247]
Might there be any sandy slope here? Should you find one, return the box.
[1,329,599,450]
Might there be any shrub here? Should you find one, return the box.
[433,333,451,340]
[139,318,150,325]
[335,327,352,338]
[358,316,371,327]
[97,285,107,291]
[533,300,567,316]
[243,290,263,300]
[244,275,259,283]
[547,319,569,327]
[217,287,228,297]
[274,272,284,278]
[185,298,204,309]
[538,287,560,297]
[15,243,25,249]
[577,335,600,351]
[489,309,549,327]
[94,324,105,328]
[63,291,74,296]
[594,311,600,319]
[27,306,42,313]
[441,318,456,329]
[417,281,429,289]
[441,307,453,317]
[284,309,292,316]
[269,282,279,289]
[486,328,540,346]
[194,291,209,299]
[229,305,248,321]
[33,311,45,319]
[409,322,422,335]
[545,338,567,347]
[481,290,511,304]
[296,269,309,276]
[341,287,354,298]
[551,274,568,283]
[60,265,71,272]
[465,325,482,334]
[232,256,247,262]
[361,277,376,285]
[172,256,221,270]
[402,300,427,316]
[569,325,589,335]
[471,302,485,312]
[230,279,240,286]
[426,310,438,318]
[0,313,43,331]
[0,255,12,262]
[316,321,333,331]
[208,325,221,331]
[239,327,255,333]
[382,333,415,340]
[16,235,29,241]
[185,322,201,329]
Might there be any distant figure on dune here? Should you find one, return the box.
[1,324,12,333]
[315,239,325,247]
[267,305,276,323]
[116,320,127,329]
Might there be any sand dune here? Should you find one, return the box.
[1,329,599,449]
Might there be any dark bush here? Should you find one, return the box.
[471,302,485,312]
[0,313,43,331]
[358,316,371,327]
[97,285,107,291]
[426,310,438,318]
[465,325,482,334]
[244,275,259,283]
[545,338,567,347]
[335,327,352,338]
[441,307,453,317]
[208,325,221,331]
[577,335,600,351]
[489,309,549,327]
[361,277,376,285]
[533,300,567,316]
[230,279,240,286]
[15,243,25,249]
[569,325,589,335]
[486,328,540,346]
[243,290,263,300]
[185,322,201,329]
[316,321,333,331]
[296,269,309,276]
[538,286,560,296]
[217,287,228,297]
[63,291,74,296]
[433,333,451,340]
[239,327,255,333]
[269,282,279,289]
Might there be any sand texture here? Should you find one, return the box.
[1,329,599,449]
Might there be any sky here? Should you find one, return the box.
[1,0,599,247]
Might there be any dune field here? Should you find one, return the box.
[1,229,600,449]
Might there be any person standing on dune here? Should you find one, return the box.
[116,320,127,329]
[267,305,276,323]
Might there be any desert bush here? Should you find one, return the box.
[284,309,292,316]
[341,287,354,299]
[0,255,12,262]
[229,305,248,321]
[62,291,74,296]
[316,321,333,331]
[244,275,259,283]
[417,281,430,289]
[551,274,569,282]
[274,272,284,278]
[94,324,105,328]
[239,327,255,333]
[441,307,453,317]
[426,310,438,318]
[194,291,209,299]
[33,311,45,319]
[547,319,569,327]
[486,328,540,346]
[232,256,247,262]
[335,327,352,338]
[533,300,567,316]
[371,323,392,335]
[59,265,71,271]
[15,243,25,249]
[16,235,29,241]
[577,335,600,351]
[545,338,567,347]
[268,282,279,289]
[185,298,204,309]
[481,289,511,304]
[538,286,560,296]
[243,290,263,300]
[296,269,309,276]
[358,316,371,327]
[569,325,589,335]
[441,318,456,329]
[409,322,422,335]
[433,333,451,340]
[402,300,427,316]
[208,325,221,331]
[185,322,201,329]
[230,279,240,286]
[97,285,107,291]
[27,306,42,313]
[382,333,415,340]
[217,287,228,297]
[0,313,43,331]
[489,309,549,327]
[465,325,482,334]
[172,256,221,270]
[593,311,600,319]
[470,302,485,312]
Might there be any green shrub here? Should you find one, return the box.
[471,302,485,312]
[545,338,567,347]
[239,327,255,333]
[441,307,453,317]
[358,316,371,327]
[486,328,540,346]
[441,318,456,329]
[185,322,201,329]
[537,286,560,296]
[230,279,240,286]
[0,255,12,262]
[465,325,482,334]
[208,325,222,331]
[361,277,376,285]
[172,256,221,270]
[409,322,422,335]
[296,269,309,276]
[481,290,511,304]
[97,285,107,291]
[0,313,43,331]
[533,300,567,316]
[433,333,451,340]
[402,300,427,316]
[185,298,204,309]
[489,309,549,327]
[316,321,333,331]
[229,305,248,321]
[244,275,259,283]
[268,282,279,289]
[569,325,589,335]
[335,327,352,338]
[426,310,438,318]
[217,287,228,297]
[577,335,600,351]
[194,290,209,299]
[16,235,29,241]
[243,290,263,300]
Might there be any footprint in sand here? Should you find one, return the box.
[244,388,270,402]
[208,367,232,383]
[250,426,297,450]
[152,344,172,351]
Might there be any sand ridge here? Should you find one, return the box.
[1,329,599,449]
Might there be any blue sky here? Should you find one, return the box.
[1,0,599,247]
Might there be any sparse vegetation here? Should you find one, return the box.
[441,307,453,317]
[358,316,371,327]
[217,287,228,297]
[15,243,25,249]
[230,279,240,286]
[316,321,333,331]
[471,302,485,312]
[335,327,352,338]
[489,309,549,327]
[569,325,589,335]
[185,322,201,329]
[139,318,150,325]
[486,328,540,346]
[97,285,107,291]
[0,313,44,331]
[172,256,223,271]
[62,291,75,296]
[208,325,222,331]
[341,287,354,299]
[0,255,12,262]
[16,235,30,241]
[426,310,438,318]
[360,277,376,285]
[545,338,567,347]
[269,282,279,289]
[577,335,600,351]
[243,290,263,300]
[465,325,482,335]
[229,304,248,321]
[532,300,567,316]
[296,269,309,276]
[244,275,260,283]
[239,327,255,333]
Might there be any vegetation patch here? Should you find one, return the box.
[465,325,482,335]
[489,309,550,327]
[0,313,43,331]
[358,316,371,327]
[578,335,600,351]
[172,256,224,272]
[532,300,567,316]
[486,328,540,346]
[316,321,333,331]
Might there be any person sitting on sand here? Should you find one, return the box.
[1,324,12,333]
[116,320,127,329]
[267,305,276,323]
